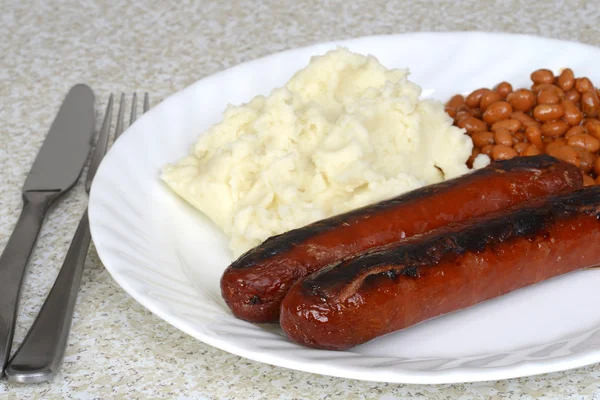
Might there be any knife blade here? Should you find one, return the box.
[0,84,95,373]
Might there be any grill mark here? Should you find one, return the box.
[302,187,600,300]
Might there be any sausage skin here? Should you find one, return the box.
[222,155,582,323]
[280,187,600,350]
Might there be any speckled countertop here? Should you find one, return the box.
[2,0,600,398]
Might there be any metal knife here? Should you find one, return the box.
[0,84,95,373]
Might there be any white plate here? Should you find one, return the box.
[88,32,600,384]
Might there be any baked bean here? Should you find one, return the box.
[567,133,600,152]
[575,77,593,93]
[457,116,488,133]
[483,101,513,124]
[531,83,564,97]
[541,120,570,137]
[522,144,541,156]
[480,90,504,111]
[525,125,543,148]
[454,110,471,125]
[494,129,514,146]
[495,82,513,98]
[491,119,521,133]
[562,100,583,125]
[548,145,580,167]
[481,144,494,156]
[471,131,495,147]
[454,111,472,127]
[585,119,600,139]
[446,105,461,118]
[492,144,518,160]
[545,138,567,153]
[564,89,581,103]
[557,68,575,92]
[573,147,595,173]
[446,94,465,109]
[583,174,595,186]
[533,104,565,121]
[582,90,600,117]
[537,88,561,105]
[531,69,554,85]
[511,111,539,128]
[582,155,596,174]
[507,89,536,112]
[465,88,488,108]
[514,142,530,154]
[565,125,585,139]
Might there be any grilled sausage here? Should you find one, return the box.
[280,187,600,350]
[222,155,582,323]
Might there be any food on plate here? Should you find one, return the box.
[221,155,582,323]
[446,68,600,185]
[162,48,478,258]
[163,49,598,350]
[280,186,600,350]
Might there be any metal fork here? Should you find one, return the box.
[4,93,150,383]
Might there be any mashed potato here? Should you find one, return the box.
[162,48,482,257]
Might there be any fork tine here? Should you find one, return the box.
[143,93,150,113]
[114,93,126,140]
[130,93,138,125]
[85,94,114,192]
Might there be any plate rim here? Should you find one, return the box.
[89,31,600,384]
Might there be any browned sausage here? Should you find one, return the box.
[280,187,600,350]
[221,156,582,323]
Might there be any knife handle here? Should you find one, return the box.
[5,210,91,383]
[0,190,59,373]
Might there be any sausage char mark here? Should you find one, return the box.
[281,187,600,350]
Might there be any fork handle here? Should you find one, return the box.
[0,191,59,374]
[5,210,91,383]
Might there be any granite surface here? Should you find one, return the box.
[2,0,600,398]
